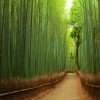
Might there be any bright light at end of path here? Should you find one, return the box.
[65,0,73,11]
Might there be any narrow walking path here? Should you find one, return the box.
[37,73,90,100]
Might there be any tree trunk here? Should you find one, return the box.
[75,45,80,70]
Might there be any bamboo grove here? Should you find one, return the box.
[0,0,67,79]
[78,0,100,74]
[1,0,100,81]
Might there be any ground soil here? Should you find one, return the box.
[32,73,91,100]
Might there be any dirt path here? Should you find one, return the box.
[36,73,91,100]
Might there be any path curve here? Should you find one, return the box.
[35,73,91,100]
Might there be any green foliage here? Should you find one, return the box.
[70,25,82,46]
[70,25,81,70]
[70,0,81,25]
